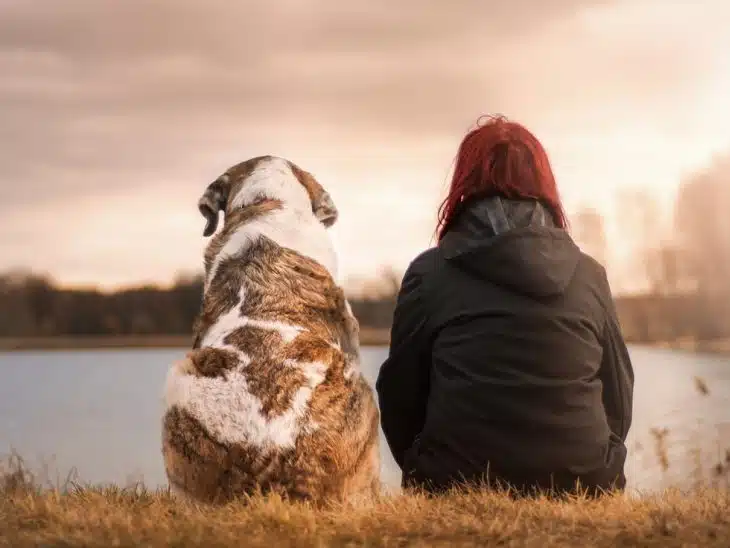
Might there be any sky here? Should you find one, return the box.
[1,0,730,293]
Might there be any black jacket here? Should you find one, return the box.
[376,196,634,495]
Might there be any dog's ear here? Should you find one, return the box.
[313,190,338,228]
[289,163,338,227]
[197,177,228,237]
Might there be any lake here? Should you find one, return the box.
[1,345,729,496]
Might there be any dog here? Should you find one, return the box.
[161,155,380,506]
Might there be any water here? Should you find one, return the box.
[1,346,729,495]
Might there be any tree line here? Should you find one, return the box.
[0,271,398,338]
[1,153,729,343]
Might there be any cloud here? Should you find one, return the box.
[0,0,612,204]
[1,0,728,287]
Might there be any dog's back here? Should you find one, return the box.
[162,157,379,505]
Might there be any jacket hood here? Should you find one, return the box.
[439,196,580,298]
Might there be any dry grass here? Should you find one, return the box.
[1,455,729,548]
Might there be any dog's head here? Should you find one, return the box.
[197,155,338,237]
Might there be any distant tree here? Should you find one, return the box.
[22,273,57,334]
[614,188,683,296]
[378,266,402,299]
[674,154,730,295]
[610,189,677,338]
[0,271,36,336]
[571,207,607,267]
[357,266,402,301]
[645,245,683,296]
[672,154,730,339]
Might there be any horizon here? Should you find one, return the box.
[2,0,730,295]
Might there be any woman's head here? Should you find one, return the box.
[436,115,567,241]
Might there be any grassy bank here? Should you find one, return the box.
[0,328,391,351]
[2,468,730,547]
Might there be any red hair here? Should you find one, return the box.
[436,115,567,241]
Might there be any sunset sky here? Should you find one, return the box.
[1,0,729,294]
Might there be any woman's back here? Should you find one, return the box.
[402,197,629,492]
[376,116,634,496]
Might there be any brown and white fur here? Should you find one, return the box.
[161,155,380,506]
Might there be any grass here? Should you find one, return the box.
[2,453,730,547]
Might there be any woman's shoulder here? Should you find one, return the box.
[406,247,442,278]
[575,250,610,287]
[573,250,617,313]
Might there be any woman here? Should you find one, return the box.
[376,115,634,497]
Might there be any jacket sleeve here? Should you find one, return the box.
[598,275,635,442]
[375,256,433,470]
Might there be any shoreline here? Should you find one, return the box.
[0,328,392,351]
[640,337,730,357]
[1,333,729,356]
